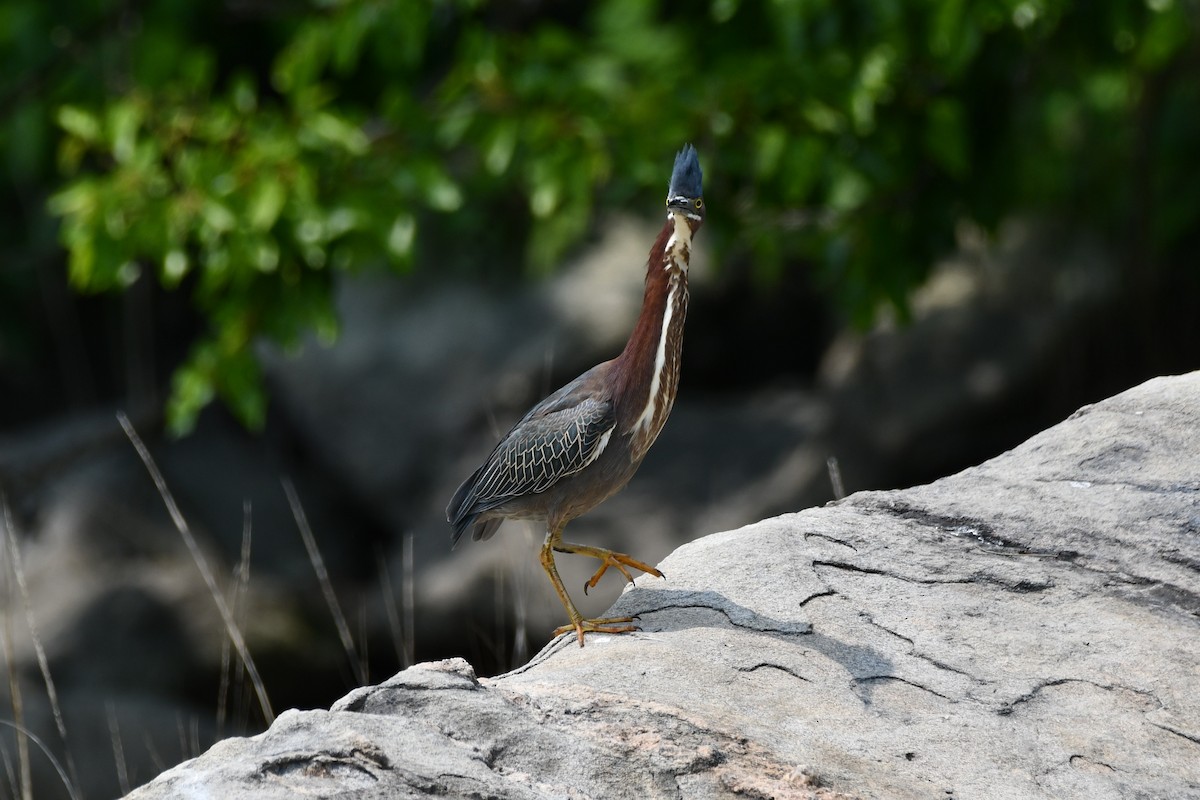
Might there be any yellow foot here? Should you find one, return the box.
[553,615,641,647]
[581,552,665,595]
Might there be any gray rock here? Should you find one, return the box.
[126,373,1200,799]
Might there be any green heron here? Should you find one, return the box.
[447,144,704,646]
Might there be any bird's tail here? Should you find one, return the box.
[446,468,504,547]
[446,472,477,547]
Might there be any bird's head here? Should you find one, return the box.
[666,144,704,225]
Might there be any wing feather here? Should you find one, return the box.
[469,396,613,504]
[447,366,617,545]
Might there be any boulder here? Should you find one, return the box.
[125,373,1200,799]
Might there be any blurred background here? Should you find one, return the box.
[1,0,1198,796]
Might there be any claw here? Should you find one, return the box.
[580,552,654,593]
[553,615,641,647]
[583,562,609,595]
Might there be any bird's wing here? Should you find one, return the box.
[466,391,616,509]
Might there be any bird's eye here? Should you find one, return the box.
[694,199,703,209]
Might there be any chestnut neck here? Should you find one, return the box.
[613,211,695,454]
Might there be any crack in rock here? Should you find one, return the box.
[854,675,953,702]
[1069,754,1116,774]
[804,532,860,551]
[814,559,1055,595]
[734,662,812,682]
[620,589,813,636]
[911,652,979,681]
[861,615,987,691]
[861,614,914,646]
[1148,721,1200,747]
[812,559,973,586]
[260,744,390,782]
[798,589,838,608]
[997,678,1162,717]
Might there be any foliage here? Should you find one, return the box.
[4,0,1198,432]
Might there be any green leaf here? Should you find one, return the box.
[166,348,217,437]
[305,112,369,155]
[47,181,97,218]
[249,178,287,231]
[162,249,189,286]
[828,165,870,212]
[108,100,142,164]
[484,122,517,175]
[56,106,102,142]
[387,214,416,259]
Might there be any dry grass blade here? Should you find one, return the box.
[116,412,275,726]
[105,701,129,796]
[402,532,415,668]
[510,550,529,669]
[188,716,200,759]
[216,500,253,738]
[1,496,79,794]
[0,526,31,800]
[358,604,369,683]
[0,721,80,800]
[175,714,186,763]
[376,549,405,668]
[827,455,846,501]
[141,731,165,776]
[0,743,18,800]
[281,478,367,686]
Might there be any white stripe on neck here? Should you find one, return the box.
[633,279,676,435]
[633,213,691,435]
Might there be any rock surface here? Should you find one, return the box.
[126,372,1200,799]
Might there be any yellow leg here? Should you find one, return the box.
[553,540,665,595]
[539,526,645,646]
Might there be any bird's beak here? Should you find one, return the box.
[667,197,702,222]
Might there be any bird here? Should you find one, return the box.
[447,144,704,646]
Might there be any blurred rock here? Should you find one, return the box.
[817,217,1119,491]
[125,372,1200,800]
